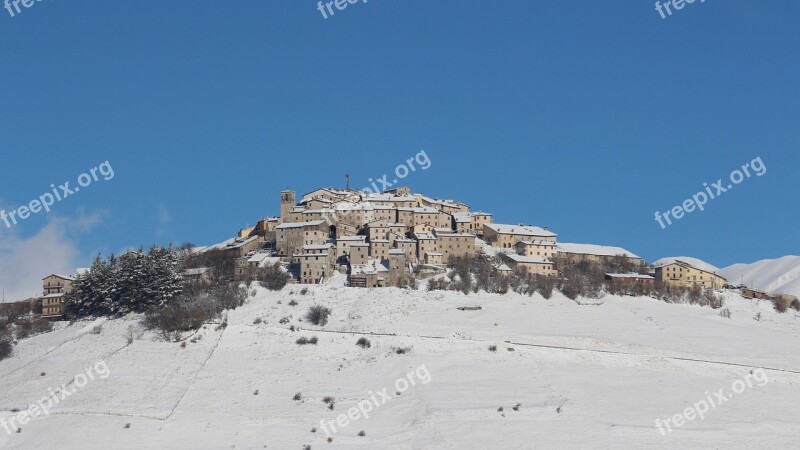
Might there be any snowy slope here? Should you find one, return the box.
[721,255,800,297]
[1,285,799,449]
[652,256,721,274]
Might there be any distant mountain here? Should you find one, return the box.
[652,256,721,274]
[721,256,800,297]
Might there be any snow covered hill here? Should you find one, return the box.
[721,255,800,297]
[1,285,799,449]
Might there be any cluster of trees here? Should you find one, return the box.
[427,254,725,309]
[66,244,291,340]
[429,255,553,298]
[66,246,184,317]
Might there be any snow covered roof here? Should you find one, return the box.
[437,232,476,238]
[276,220,327,229]
[226,236,259,249]
[302,209,336,214]
[247,252,272,262]
[558,243,640,259]
[484,223,556,238]
[413,232,437,241]
[42,274,75,281]
[605,273,654,279]
[302,244,333,252]
[493,263,513,272]
[518,240,557,247]
[337,236,366,242]
[452,213,472,223]
[389,249,405,255]
[366,193,417,202]
[653,257,722,275]
[351,259,389,275]
[502,254,552,264]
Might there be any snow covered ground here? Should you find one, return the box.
[2,281,799,449]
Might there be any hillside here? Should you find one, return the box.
[721,256,800,297]
[1,281,799,449]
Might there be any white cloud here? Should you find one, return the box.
[0,212,104,302]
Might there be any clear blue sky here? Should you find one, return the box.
[1,0,798,298]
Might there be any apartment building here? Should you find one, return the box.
[483,223,557,249]
[654,260,727,290]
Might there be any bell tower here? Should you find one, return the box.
[280,190,296,223]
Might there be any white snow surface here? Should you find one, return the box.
[1,285,799,449]
[721,255,800,297]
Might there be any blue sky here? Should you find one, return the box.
[0,0,798,299]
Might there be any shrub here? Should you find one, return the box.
[253,318,262,325]
[144,296,218,340]
[393,347,411,355]
[306,305,332,326]
[356,337,371,349]
[212,284,248,310]
[358,431,365,437]
[0,341,12,361]
[293,392,302,401]
[296,336,318,345]
[793,299,800,311]
[15,318,53,340]
[427,278,450,291]
[289,300,298,306]
[300,287,309,296]
[772,297,791,313]
[259,263,290,291]
[488,345,497,352]
[279,316,290,324]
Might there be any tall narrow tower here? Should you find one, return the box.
[280,190,296,223]
[345,173,350,191]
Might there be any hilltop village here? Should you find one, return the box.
[191,186,722,290]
